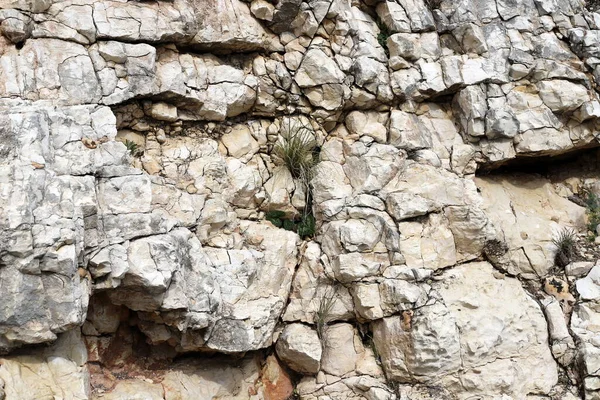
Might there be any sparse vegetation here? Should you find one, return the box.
[424,0,443,9]
[315,286,336,340]
[376,19,391,56]
[274,118,318,181]
[124,139,142,156]
[553,227,577,268]
[586,191,600,236]
[269,117,319,239]
[297,214,316,238]
[265,210,316,239]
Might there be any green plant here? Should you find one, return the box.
[315,286,336,340]
[124,139,141,156]
[265,210,286,228]
[376,19,391,56]
[269,117,320,240]
[286,388,300,400]
[362,331,381,366]
[552,227,577,268]
[264,210,316,239]
[297,214,316,238]
[274,119,318,180]
[586,191,600,235]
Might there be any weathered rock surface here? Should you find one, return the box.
[2,0,600,398]
[276,323,322,374]
[374,262,558,397]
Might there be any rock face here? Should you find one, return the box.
[1,0,600,398]
[372,262,557,397]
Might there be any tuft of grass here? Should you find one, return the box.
[315,286,336,340]
[274,118,318,180]
[552,227,577,268]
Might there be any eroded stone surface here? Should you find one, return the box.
[1,0,600,398]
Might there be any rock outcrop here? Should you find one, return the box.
[2,0,600,399]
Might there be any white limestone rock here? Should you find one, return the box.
[345,111,388,143]
[477,174,586,278]
[577,264,600,300]
[276,323,322,374]
[538,79,590,113]
[295,49,345,87]
[0,330,88,400]
[389,110,432,151]
[376,2,411,33]
[374,262,558,397]
[190,0,280,52]
[0,38,101,104]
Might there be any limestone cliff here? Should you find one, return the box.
[1,0,600,399]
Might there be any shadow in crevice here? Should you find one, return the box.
[477,146,600,179]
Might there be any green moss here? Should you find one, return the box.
[265,210,286,227]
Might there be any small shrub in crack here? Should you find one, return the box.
[271,117,319,239]
[265,210,316,239]
[586,191,600,236]
[297,214,316,238]
[315,286,336,340]
[274,118,318,180]
[376,19,391,56]
[124,139,142,156]
[552,227,577,268]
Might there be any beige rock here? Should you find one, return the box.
[283,242,355,324]
[376,1,410,33]
[0,330,89,400]
[191,0,279,52]
[221,125,260,161]
[0,0,51,13]
[149,102,177,122]
[375,262,558,397]
[373,302,461,383]
[345,111,388,143]
[295,49,345,87]
[276,323,322,374]
[98,381,164,400]
[537,80,590,113]
[476,174,586,278]
[263,166,296,214]
[250,0,275,21]
[398,213,457,270]
[389,110,432,151]
[321,323,381,377]
[161,355,264,400]
[344,143,405,193]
